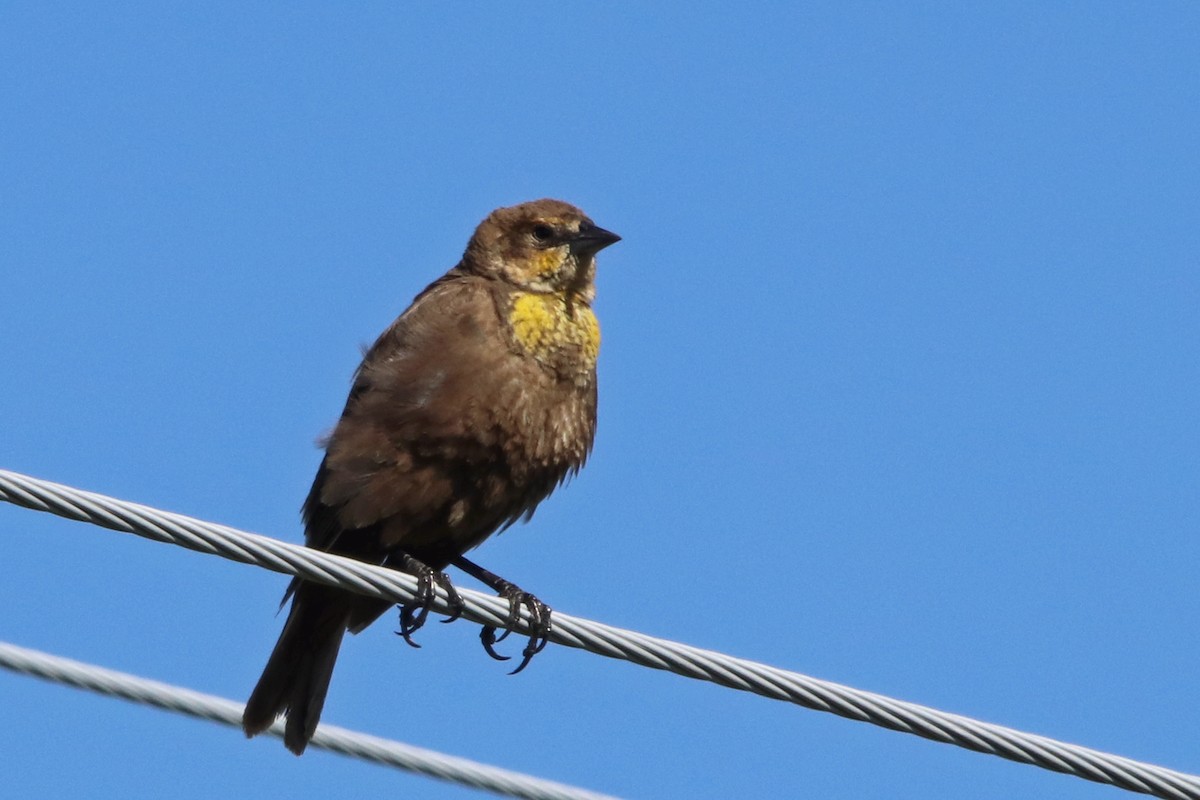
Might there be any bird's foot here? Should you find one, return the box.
[480,582,552,675]
[394,556,464,648]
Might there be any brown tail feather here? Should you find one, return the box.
[243,583,349,755]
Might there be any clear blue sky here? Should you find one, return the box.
[2,4,1197,798]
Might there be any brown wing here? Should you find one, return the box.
[301,271,530,564]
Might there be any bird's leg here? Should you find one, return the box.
[394,553,464,648]
[451,556,552,675]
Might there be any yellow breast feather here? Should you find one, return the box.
[509,292,600,369]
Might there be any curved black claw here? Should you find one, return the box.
[396,603,424,649]
[480,625,510,662]
[437,574,466,625]
[478,585,553,675]
[394,556,463,648]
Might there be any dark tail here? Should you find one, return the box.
[243,583,349,755]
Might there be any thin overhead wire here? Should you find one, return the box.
[2,468,1198,800]
[0,641,619,800]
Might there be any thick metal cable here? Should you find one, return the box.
[2,468,1198,799]
[0,641,618,800]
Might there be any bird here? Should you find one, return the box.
[242,198,619,755]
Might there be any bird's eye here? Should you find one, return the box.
[531,224,554,243]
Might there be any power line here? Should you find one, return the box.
[0,641,619,800]
[2,468,1198,799]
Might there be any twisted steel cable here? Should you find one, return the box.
[0,641,619,800]
[2,468,1197,799]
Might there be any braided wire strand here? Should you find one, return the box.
[0,641,619,800]
[2,468,1198,799]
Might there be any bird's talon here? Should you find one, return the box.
[436,575,465,624]
[412,602,431,631]
[508,650,536,675]
[473,585,552,672]
[395,630,423,649]
[480,626,511,661]
[508,631,544,675]
[395,555,463,639]
[395,605,424,648]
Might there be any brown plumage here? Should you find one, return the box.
[242,199,619,754]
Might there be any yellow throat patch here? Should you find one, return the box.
[508,292,600,370]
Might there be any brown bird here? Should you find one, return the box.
[242,199,619,754]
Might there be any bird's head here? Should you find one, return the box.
[463,199,620,302]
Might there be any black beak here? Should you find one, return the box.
[571,222,621,255]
